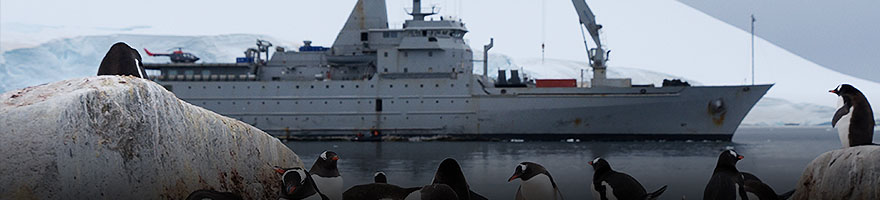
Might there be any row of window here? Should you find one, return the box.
[186,83,470,90]
[202,99,470,106]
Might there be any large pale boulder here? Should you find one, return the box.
[792,145,880,200]
[0,76,302,199]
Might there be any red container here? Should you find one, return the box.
[536,79,577,88]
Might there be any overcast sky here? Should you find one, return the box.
[678,0,880,83]
[2,0,877,84]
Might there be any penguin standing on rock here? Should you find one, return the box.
[310,151,343,200]
[97,42,147,78]
[273,167,329,200]
[830,84,875,147]
[508,162,564,200]
[374,171,387,183]
[704,150,748,200]
[588,157,667,200]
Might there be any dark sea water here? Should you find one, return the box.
[285,127,880,199]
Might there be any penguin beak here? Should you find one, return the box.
[588,161,593,166]
[273,167,286,174]
[332,156,339,161]
[287,185,297,194]
[737,155,744,160]
[508,174,519,182]
[829,89,837,94]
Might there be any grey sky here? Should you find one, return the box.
[678,0,880,83]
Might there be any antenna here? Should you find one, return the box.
[541,0,546,65]
[751,14,755,85]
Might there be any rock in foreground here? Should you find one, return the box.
[792,145,880,200]
[0,76,302,199]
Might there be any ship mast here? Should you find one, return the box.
[410,0,436,21]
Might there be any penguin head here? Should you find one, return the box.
[717,150,744,168]
[374,171,387,183]
[588,157,612,173]
[319,151,339,162]
[273,167,314,197]
[508,162,546,182]
[830,84,863,99]
[315,150,340,168]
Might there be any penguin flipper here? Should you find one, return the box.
[515,186,525,200]
[645,185,667,200]
[832,105,851,127]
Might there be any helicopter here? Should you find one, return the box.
[144,47,200,63]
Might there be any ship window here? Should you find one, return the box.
[324,101,328,104]
[384,68,388,72]
[361,32,368,41]
[404,68,408,73]
[296,85,300,89]
[422,30,427,36]
[355,85,360,88]
[185,70,194,75]
[168,70,178,76]
[383,32,389,38]
[404,52,408,57]
[428,51,433,57]
[272,77,281,81]
[341,85,345,88]
[370,85,374,88]
[310,85,314,89]
[218,86,222,89]
[384,52,388,57]
[404,84,408,88]
[435,84,439,87]
[201,70,210,76]
[436,100,440,103]
[451,84,454,87]
[420,84,424,88]
[325,85,330,88]
[389,85,393,88]
[428,37,437,42]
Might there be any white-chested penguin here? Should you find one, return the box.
[588,157,667,200]
[830,84,875,147]
[273,167,329,200]
[431,158,488,200]
[740,172,795,200]
[508,162,564,200]
[342,182,421,200]
[310,151,343,200]
[97,42,147,78]
[704,150,748,200]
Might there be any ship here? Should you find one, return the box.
[144,0,772,141]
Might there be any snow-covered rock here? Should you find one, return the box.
[792,146,880,200]
[0,76,301,199]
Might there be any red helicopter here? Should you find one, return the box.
[144,47,200,63]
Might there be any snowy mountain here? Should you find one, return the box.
[0,34,296,92]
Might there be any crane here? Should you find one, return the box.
[572,0,628,87]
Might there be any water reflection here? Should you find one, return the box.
[287,127,851,199]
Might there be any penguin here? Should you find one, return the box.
[374,171,387,183]
[431,158,488,200]
[97,42,147,78]
[342,182,420,200]
[508,162,564,200]
[273,167,329,200]
[704,150,748,200]
[310,151,343,200]
[185,189,243,200]
[830,84,875,147]
[740,172,795,200]
[588,157,667,200]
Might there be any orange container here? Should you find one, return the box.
[536,79,577,88]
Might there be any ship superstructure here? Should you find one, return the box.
[145,0,771,140]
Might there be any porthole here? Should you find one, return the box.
[451,84,454,87]
[247,102,251,105]
[371,85,375,88]
[324,101,328,104]
[296,85,300,89]
[203,86,206,89]
[389,85,393,88]
[341,85,345,88]
[188,86,192,89]
[232,102,236,105]
[356,85,360,88]
[339,101,343,104]
[325,85,330,89]
[262,102,265,105]
[310,85,315,89]
[420,84,424,88]
[262,86,265,89]
[247,86,251,89]
[218,86,221,89]
[276,102,280,105]
[357,101,361,104]
[404,84,409,88]
[436,100,440,103]
[435,84,439,87]
[276,86,280,89]
[450,100,454,103]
